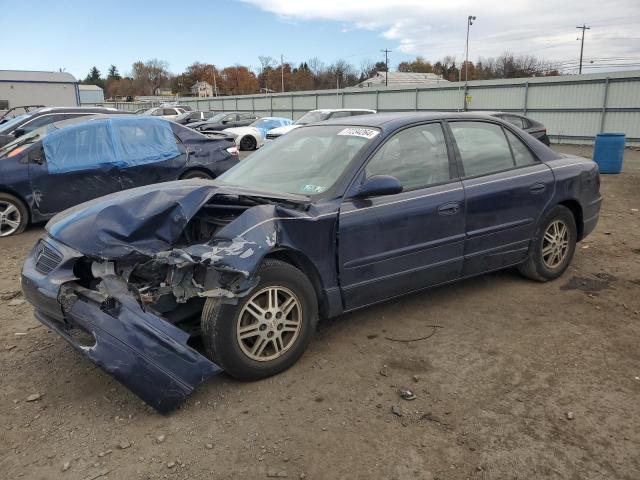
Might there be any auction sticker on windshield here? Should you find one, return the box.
[337,128,379,139]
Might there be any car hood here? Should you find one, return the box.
[46,180,309,259]
[268,124,300,136]
[222,126,260,137]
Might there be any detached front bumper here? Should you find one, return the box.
[21,237,222,413]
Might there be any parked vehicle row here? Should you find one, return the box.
[17,111,601,412]
[0,115,238,236]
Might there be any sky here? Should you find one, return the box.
[1,0,639,80]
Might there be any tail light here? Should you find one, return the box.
[226,146,239,156]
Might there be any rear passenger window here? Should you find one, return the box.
[450,122,514,177]
[328,111,351,119]
[505,129,537,166]
[366,123,450,190]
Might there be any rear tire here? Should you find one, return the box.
[239,135,257,151]
[0,193,28,237]
[180,170,213,180]
[201,259,318,380]
[518,205,577,282]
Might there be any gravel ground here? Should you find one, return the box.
[1,145,639,480]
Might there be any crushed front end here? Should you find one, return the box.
[21,237,222,413]
[21,181,313,412]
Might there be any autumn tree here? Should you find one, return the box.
[131,59,170,95]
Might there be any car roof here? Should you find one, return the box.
[34,106,121,114]
[318,111,506,129]
[309,108,376,113]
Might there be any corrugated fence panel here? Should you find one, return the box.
[607,80,640,108]
[528,82,604,109]
[418,88,460,110]
[293,94,317,111]
[378,90,417,110]
[254,97,271,111]
[604,112,640,138]
[468,86,524,110]
[317,94,341,109]
[531,111,602,138]
[237,97,253,111]
[344,92,377,110]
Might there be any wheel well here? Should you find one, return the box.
[263,249,327,317]
[559,199,584,240]
[180,168,215,180]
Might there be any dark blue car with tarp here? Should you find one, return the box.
[0,115,238,236]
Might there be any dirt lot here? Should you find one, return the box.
[1,145,639,480]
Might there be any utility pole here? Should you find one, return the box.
[381,49,391,86]
[463,15,476,111]
[280,54,285,92]
[576,24,591,74]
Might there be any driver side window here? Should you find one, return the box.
[365,123,451,191]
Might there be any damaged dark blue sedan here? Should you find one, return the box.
[0,115,238,236]
[21,113,601,412]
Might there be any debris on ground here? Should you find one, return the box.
[379,365,388,377]
[62,461,71,472]
[398,387,416,401]
[26,393,42,402]
[266,470,288,477]
[117,440,131,449]
[384,325,443,342]
[566,412,575,420]
[391,405,403,417]
[156,434,166,443]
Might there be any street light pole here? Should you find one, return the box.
[281,54,285,92]
[576,24,591,74]
[463,15,476,111]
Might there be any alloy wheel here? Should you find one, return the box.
[542,219,569,269]
[236,286,302,362]
[0,201,21,237]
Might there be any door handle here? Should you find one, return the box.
[529,183,546,194]
[437,202,460,216]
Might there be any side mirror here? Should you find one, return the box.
[13,128,26,138]
[357,175,403,197]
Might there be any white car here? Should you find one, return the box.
[222,117,293,150]
[265,108,376,141]
[144,106,186,120]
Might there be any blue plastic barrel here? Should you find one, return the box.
[593,133,625,174]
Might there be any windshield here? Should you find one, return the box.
[217,125,379,196]
[294,111,330,125]
[0,125,48,158]
[0,114,29,134]
[206,113,227,123]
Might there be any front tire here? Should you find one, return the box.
[518,205,577,281]
[201,259,318,380]
[0,193,28,237]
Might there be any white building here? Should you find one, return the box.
[78,84,105,104]
[190,81,213,98]
[0,70,79,111]
[354,71,447,88]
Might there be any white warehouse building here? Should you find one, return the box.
[0,70,80,112]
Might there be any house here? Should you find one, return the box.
[78,84,105,104]
[190,81,213,98]
[354,71,448,88]
[0,70,79,111]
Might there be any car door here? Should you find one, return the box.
[237,113,256,127]
[113,119,187,190]
[338,122,466,310]
[28,121,122,215]
[447,120,555,276]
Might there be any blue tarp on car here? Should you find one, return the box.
[43,117,180,174]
